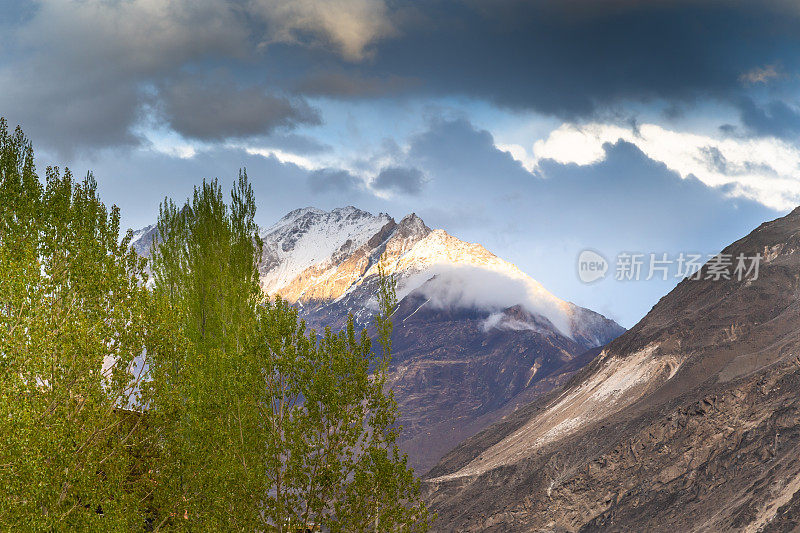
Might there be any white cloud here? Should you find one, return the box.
[505,122,800,210]
[399,265,574,339]
[243,146,322,170]
[137,124,200,159]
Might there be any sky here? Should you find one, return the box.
[2,0,799,327]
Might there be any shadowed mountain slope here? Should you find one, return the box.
[423,207,800,531]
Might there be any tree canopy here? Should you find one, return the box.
[0,118,430,532]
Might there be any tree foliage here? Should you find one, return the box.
[252,291,429,532]
[148,173,430,531]
[0,119,430,531]
[145,174,267,529]
[0,118,167,529]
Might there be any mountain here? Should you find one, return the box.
[424,207,800,531]
[256,207,619,342]
[131,206,624,472]
[130,224,158,258]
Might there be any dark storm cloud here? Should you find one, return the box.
[0,70,144,155]
[0,0,251,153]
[158,77,321,141]
[372,166,425,195]
[294,71,415,98]
[5,0,800,152]
[737,98,800,139]
[294,0,800,117]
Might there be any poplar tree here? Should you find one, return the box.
[148,173,430,530]
[146,173,265,529]
[252,265,431,532]
[0,118,165,529]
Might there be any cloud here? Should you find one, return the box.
[372,166,426,195]
[408,116,533,186]
[737,98,800,140]
[157,77,320,141]
[294,70,414,97]
[5,0,800,154]
[243,147,320,170]
[307,168,364,192]
[401,265,573,338]
[0,0,248,152]
[739,64,785,85]
[525,121,800,210]
[0,0,389,152]
[18,0,247,73]
[481,311,549,334]
[250,0,396,61]
[235,134,332,171]
[246,133,331,155]
[0,64,144,153]
[293,0,800,117]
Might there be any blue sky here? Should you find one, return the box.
[2,0,799,327]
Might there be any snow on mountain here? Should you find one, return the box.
[258,206,393,295]
[129,224,157,258]
[365,228,575,338]
[260,207,605,342]
[129,206,622,347]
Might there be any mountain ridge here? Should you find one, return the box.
[423,207,800,531]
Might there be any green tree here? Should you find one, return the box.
[145,173,267,529]
[0,117,429,531]
[148,172,429,530]
[0,118,167,530]
[252,264,430,532]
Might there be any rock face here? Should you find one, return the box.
[131,206,624,473]
[424,207,800,531]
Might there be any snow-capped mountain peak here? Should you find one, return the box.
[259,207,620,345]
[129,206,622,347]
[128,206,624,473]
[258,206,392,295]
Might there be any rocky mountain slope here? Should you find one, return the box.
[131,206,624,472]
[424,207,800,531]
